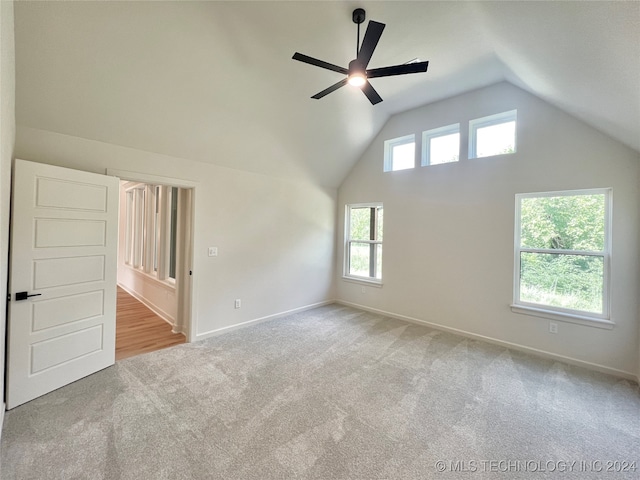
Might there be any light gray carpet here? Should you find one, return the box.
[2,305,639,479]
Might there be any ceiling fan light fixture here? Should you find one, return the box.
[292,9,429,104]
[348,72,367,87]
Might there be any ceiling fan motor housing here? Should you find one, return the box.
[348,59,365,75]
[352,8,366,24]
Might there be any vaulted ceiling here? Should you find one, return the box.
[14,1,640,187]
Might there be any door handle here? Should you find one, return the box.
[15,292,42,301]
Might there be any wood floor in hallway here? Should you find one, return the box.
[116,286,186,361]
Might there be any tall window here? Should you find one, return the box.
[469,110,517,159]
[169,187,178,280]
[124,183,180,285]
[514,189,611,321]
[384,135,415,172]
[125,186,146,269]
[345,204,383,282]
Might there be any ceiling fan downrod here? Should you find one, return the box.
[353,8,366,58]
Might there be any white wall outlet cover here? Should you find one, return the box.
[208,247,218,257]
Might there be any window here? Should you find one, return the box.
[345,204,383,282]
[384,135,415,172]
[514,189,611,324]
[469,110,517,159]
[124,182,180,285]
[422,124,460,166]
[169,187,178,280]
[125,186,146,269]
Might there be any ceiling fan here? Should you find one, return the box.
[292,8,429,105]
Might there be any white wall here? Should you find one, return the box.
[16,127,337,340]
[116,183,178,326]
[0,0,15,412]
[337,82,640,378]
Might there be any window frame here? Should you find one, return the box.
[383,134,415,172]
[344,203,383,285]
[124,182,179,288]
[512,188,613,328]
[421,123,460,166]
[469,109,517,159]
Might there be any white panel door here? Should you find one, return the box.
[6,159,119,409]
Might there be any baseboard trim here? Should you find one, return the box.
[337,300,638,382]
[118,283,176,327]
[195,300,335,341]
[0,402,5,444]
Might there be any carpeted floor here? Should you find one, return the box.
[1,304,639,479]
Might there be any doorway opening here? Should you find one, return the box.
[112,172,195,360]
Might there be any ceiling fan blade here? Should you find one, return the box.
[361,81,383,105]
[311,78,349,99]
[356,21,385,68]
[367,61,429,79]
[292,52,348,75]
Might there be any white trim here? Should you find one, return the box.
[121,264,176,292]
[344,203,383,281]
[106,168,198,188]
[421,123,460,166]
[510,304,614,329]
[111,168,196,343]
[513,188,612,322]
[195,300,335,341]
[336,300,636,381]
[469,109,517,159]
[118,282,176,328]
[0,403,5,443]
[383,134,415,172]
[341,276,383,287]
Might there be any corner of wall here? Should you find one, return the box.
[0,0,16,423]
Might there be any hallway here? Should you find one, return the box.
[116,287,186,360]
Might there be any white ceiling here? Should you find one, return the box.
[14,1,640,187]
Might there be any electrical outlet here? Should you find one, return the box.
[549,322,558,334]
[208,247,218,257]
[234,299,241,309]
[361,286,366,294]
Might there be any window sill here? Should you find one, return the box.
[342,276,383,288]
[124,264,177,291]
[510,304,614,330]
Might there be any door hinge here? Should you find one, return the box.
[7,293,10,302]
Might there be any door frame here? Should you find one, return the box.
[107,168,198,342]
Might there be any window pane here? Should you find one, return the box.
[430,132,459,165]
[520,194,605,251]
[169,187,178,279]
[125,191,133,265]
[391,142,414,171]
[153,186,160,272]
[349,242,371,278]
[520,252,603,313]
[375,244,382,280]
[476,121,515,157]
[349,207,372,240]
[376,207,383,241]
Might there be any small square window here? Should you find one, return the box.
[384,134,415,172]
[422,124,460,166]
[469,110,517,159]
